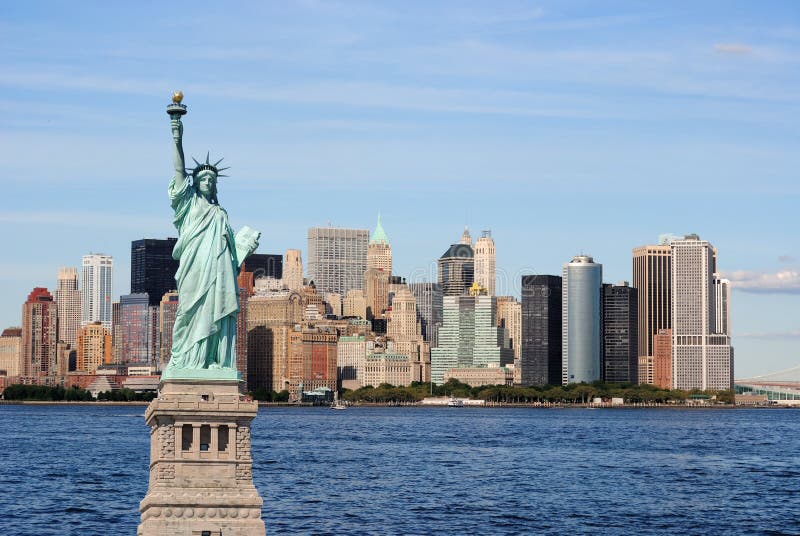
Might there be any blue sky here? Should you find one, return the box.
[1,1,798,378]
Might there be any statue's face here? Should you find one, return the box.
[195,170,217,199]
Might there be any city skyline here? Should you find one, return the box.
[1,2,798,378]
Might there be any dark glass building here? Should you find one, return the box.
[602,283,638,383]
[131,238,178,307]
[437,244,474,297]
[245,253,283,280]
[521,275,562,386]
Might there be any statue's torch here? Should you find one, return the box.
[167,90,187,118]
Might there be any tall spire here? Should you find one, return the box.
[370,212,390,246]
[460,226,472,247]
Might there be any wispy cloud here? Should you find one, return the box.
[721,269,800,293]
[0,211,166,231]
[714,43,753,55]
[778,255,796,264]
[735,330,800,339]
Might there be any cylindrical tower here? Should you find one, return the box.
[562,255,602,384]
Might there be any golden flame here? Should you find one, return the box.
[172,90,184,104]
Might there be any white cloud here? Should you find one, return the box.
[713,43,753,55]
[721,269,800,293]
[735,330,800,339]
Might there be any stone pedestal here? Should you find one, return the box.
[138,379,265,536]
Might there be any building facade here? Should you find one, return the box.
[496,296,521,360]
[307,227,369,297]
[118,293,157,366]
[0,328,23,378]
[288,326,338,399]
[521,275,562,387]
[438,243,474,297]
[671,235,733,390]
[337,335,368,389]
[562,256,602,385]
[632,243,672,360]
[76,322,112,373]
[431,285,513,384]
[363,352,413,387]
[130,238,178,307]
[22,288,58,378]
[158,291,179,370]
[82,253,113,330]
[283,249,304,291]
[653,328,672,389]
[409,282,443,348]
[246,253,283,280]
[602,283,638,383]
[55,267,81,348]
[474,230,496,296]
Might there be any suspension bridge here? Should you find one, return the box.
[735,364,800,403]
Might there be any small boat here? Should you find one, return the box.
[331,390,347,410]
[447,397,464,408]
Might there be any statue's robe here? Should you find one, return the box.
[164,174,239,371]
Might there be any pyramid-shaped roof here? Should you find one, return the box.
[370,214,390,246]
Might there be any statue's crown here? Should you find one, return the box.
[189,152,229,178]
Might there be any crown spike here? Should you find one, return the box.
[214,158,225,167]
[205,152,210,165]
[192,157,201,166]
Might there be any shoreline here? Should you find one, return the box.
[1,400,793,409]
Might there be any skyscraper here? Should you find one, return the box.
[409,282,443,347]
[562,255,602,385]
[130,238,178,307]
[82,253,113,330]
[55,267,81,347]
[21,288,58,378]
[0,327,23,378]
[521,275,562,386]
[474,230,496,296]
[159,291,179,370]
[283,249,304,290]
[496,296,521,360]
[76,322,112,373]
[713,274,731,335]
[632,243,672,360]
[602,283,638,383]
[431,284,513,384]
[460,226,473,246]
[307,227,369,297]
[387,285,430,383]
[671,235,733,390]
[438,241,474,297]
[364,215,392,320]
[118,293,157,366]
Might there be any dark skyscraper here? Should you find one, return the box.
[131,238,178,307]
[521,275,562,386]
[245,253,283,280]
[438,244,474,297]
[602,283,638,383]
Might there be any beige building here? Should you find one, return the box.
[55,267,81,348]
[343,289,367,319]
[288,325,338,399]
[0,328,23,378]
[325,292,342,317]
[283,249,304,291]
[444,365,514,387]
[638,356,654,385]
[337,335,369,389]
[474,230,496,296]
[76,322,112,373]
[365,215,392,320]
[387,286,430,383]
[247,290,305,392]
[496,296,521,360]
[363,352,413,387]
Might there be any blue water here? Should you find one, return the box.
[0,406,798,535]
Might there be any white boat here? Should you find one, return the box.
[331,390,347,410]
[447,397,464,407]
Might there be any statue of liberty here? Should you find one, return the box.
[162,91,260,380]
